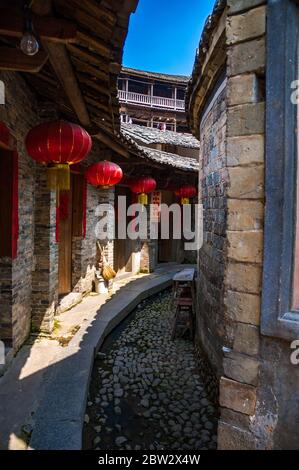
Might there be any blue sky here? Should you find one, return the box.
[123,0,216,76]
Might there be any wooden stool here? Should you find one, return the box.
[171,268,197,340]
[171,296,194,340]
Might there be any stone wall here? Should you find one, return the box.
[187,0,283,450]
[218,0,266,450]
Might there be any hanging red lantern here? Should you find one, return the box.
[25,120,92,191]
[129,177,157,205]
[85,161,123,189]
[175,185,197,205]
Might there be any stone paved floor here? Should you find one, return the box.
[83,290,218,450]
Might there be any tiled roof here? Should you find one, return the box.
[121,67,190,84]
[139,147,199,172]
[121,124,200,149]
[118,126,199,173]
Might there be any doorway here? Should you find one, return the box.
[114,186,134,275]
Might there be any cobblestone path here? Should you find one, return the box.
[83,291,218,450]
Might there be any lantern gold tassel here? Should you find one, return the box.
[138,193,148,205]
[47,164,70,191]
[181,197,190,205]
[56,164,70,191]
[47,165,58,190]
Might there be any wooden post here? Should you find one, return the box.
[174,87,177,110]
[150,83,154,107]
[125,78,129,102]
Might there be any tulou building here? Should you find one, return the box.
[118,67,189,132]
[0,0,298,452]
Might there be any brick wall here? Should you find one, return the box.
[0,71,119,351]
[0,71,39,350]
[198,82,230,373]
[188,0,268,450]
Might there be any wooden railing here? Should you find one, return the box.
[118,90,185,111]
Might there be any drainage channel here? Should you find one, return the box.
[83,289,218,451]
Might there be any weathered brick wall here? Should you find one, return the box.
[197,83,229,373]
[72,184,104,294]
[0,72,119,351]
[31,169,58,334]
[0,71,39,350]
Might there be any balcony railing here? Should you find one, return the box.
[118,90,185,111]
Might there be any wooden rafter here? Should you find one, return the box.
[0,47,48,72]
[42,41,91,127]
[0,8,77,43]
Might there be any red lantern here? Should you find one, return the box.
[85,161,123,189]
[25,120,92,191]
[175,185,197,205]
[129,177,157,205]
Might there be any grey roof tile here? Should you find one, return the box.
[121,124,200,149]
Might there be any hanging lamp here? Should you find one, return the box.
[85,161,123,189]
[129,177,157,205]
[26,120,92,191]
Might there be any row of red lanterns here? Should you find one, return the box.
[25,120,197,204]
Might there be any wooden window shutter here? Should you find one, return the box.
[0,149,18,258]
[72,173,86,238]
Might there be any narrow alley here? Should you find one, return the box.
[83,291,218,451]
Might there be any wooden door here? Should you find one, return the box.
[114,186,133,274]
[158,191,180,263]
[58,185,73,295]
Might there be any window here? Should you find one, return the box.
[262,0,299,340]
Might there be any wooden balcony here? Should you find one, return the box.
[118,90,185,111]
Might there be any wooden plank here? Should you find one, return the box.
[43,42,91,127]
[76,31,111,59]
[31,0,52,16]
[54,1,113,41]
[77,74,111,97]
[0,8,77,43]
[71,56,108,82]
[66,43,108,70]
[0,47,48,73]
[173,269,195,282]
[63,0,117,27]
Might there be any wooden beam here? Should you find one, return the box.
[71,56,108,82]
[31,0,52,16]
[0,46,48,72]
[66,43,108,70]
[42,41,91,127]
[0,8,77,43]
[76,31,111,59]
